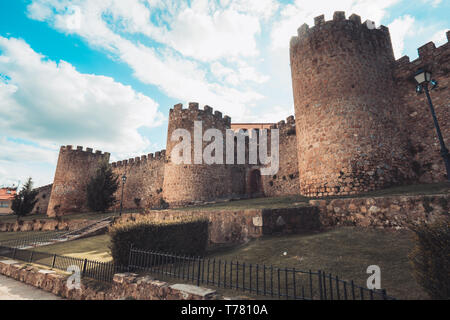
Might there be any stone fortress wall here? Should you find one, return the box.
[162,102,244,206]
[110,151,166,210]
[47,146,110,217]
[394,33,450,183]
[43,12,449,215]
[290,12,415,197]
[33,184,52,215]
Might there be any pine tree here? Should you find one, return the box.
[86,161,119,212]
[11,177,38,220]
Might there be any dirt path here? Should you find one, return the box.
[0,274,62,300]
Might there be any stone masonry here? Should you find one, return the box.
[44,12,449,215]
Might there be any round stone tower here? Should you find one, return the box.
[162,102,235,206]
[47,145,110,216]
[290,12,412,197]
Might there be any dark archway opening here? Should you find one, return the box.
[248,169,264,197]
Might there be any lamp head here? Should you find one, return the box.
[414,69,432,85]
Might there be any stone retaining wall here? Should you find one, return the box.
[310,193,449,228]
[0,259,223,300]
[0,219,88,232]
[115,206,322,244]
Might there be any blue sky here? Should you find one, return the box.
[0,0,448,188]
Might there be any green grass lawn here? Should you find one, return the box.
[0,209,140,224]
[32,234,112,262]
[19,226,428,299]
[0,231,59,242]
[174,182,450,212]
[206,227,427,300]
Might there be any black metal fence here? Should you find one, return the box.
[128,247,395,300]
[0,245,125,283]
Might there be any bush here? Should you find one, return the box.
[86,161,119,212]
[408,218,450,299]
[109,217,209,266]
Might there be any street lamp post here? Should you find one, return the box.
[414,69,450,181]
[119,174,127,216]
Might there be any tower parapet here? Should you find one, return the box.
[290,12,413,197]
[47,145,110,216]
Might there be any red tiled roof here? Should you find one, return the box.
[0,188,17,201]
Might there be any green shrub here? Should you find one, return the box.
[109,217,209,266]
[86,161,119,212]
[408,218,450,299]
[11,177,38,220]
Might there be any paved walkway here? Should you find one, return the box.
[0,274,62,300]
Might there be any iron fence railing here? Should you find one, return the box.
[128,247,395,300]
[0,245,125,283]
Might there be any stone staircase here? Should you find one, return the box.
[53,216,113,242]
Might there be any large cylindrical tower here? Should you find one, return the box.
[162,102,236,206]
[290,12,413,197]
[47,145,110,216]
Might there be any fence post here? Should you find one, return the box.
[197,257,201,287]
[29,251,34,263]
[12,247,16,260]
[381,288,387,300]
[82,258,87,276]
[51,254,56,268]
[318,270,323,300]
[127,244,133,272]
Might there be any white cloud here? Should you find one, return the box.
[211,61,269,85]
[270,0,400,50]
[388,15,416,58]
[431,29,449,46]
[228,0,280,20]
[422,0,442,7]
[0,137,58,187]
[0,36,164,156]
[26,0,269,121]
[166,8,261,61]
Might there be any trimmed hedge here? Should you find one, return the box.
[109,217,209,266]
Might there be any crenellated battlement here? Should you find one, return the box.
[60,145,110,157]
[269,115,296,133]
[111,149,166,168]
[394,31,450,80]
[169,102,232,126]
[290,11,392,55]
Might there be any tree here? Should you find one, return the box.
[86,161,119,212]
[11,177,38,220]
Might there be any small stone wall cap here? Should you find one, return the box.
[0,260,20,265]
[39,269,56,274]
[169,284,217,297]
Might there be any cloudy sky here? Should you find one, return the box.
[0,0,448,188]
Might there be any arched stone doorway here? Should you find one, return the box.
[247,169,264,197]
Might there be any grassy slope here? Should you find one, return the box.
[0,231,58,242]
[22,227,427,299]
[207,227,427,299]
[174,182,450,212]
[32,234,112,262]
